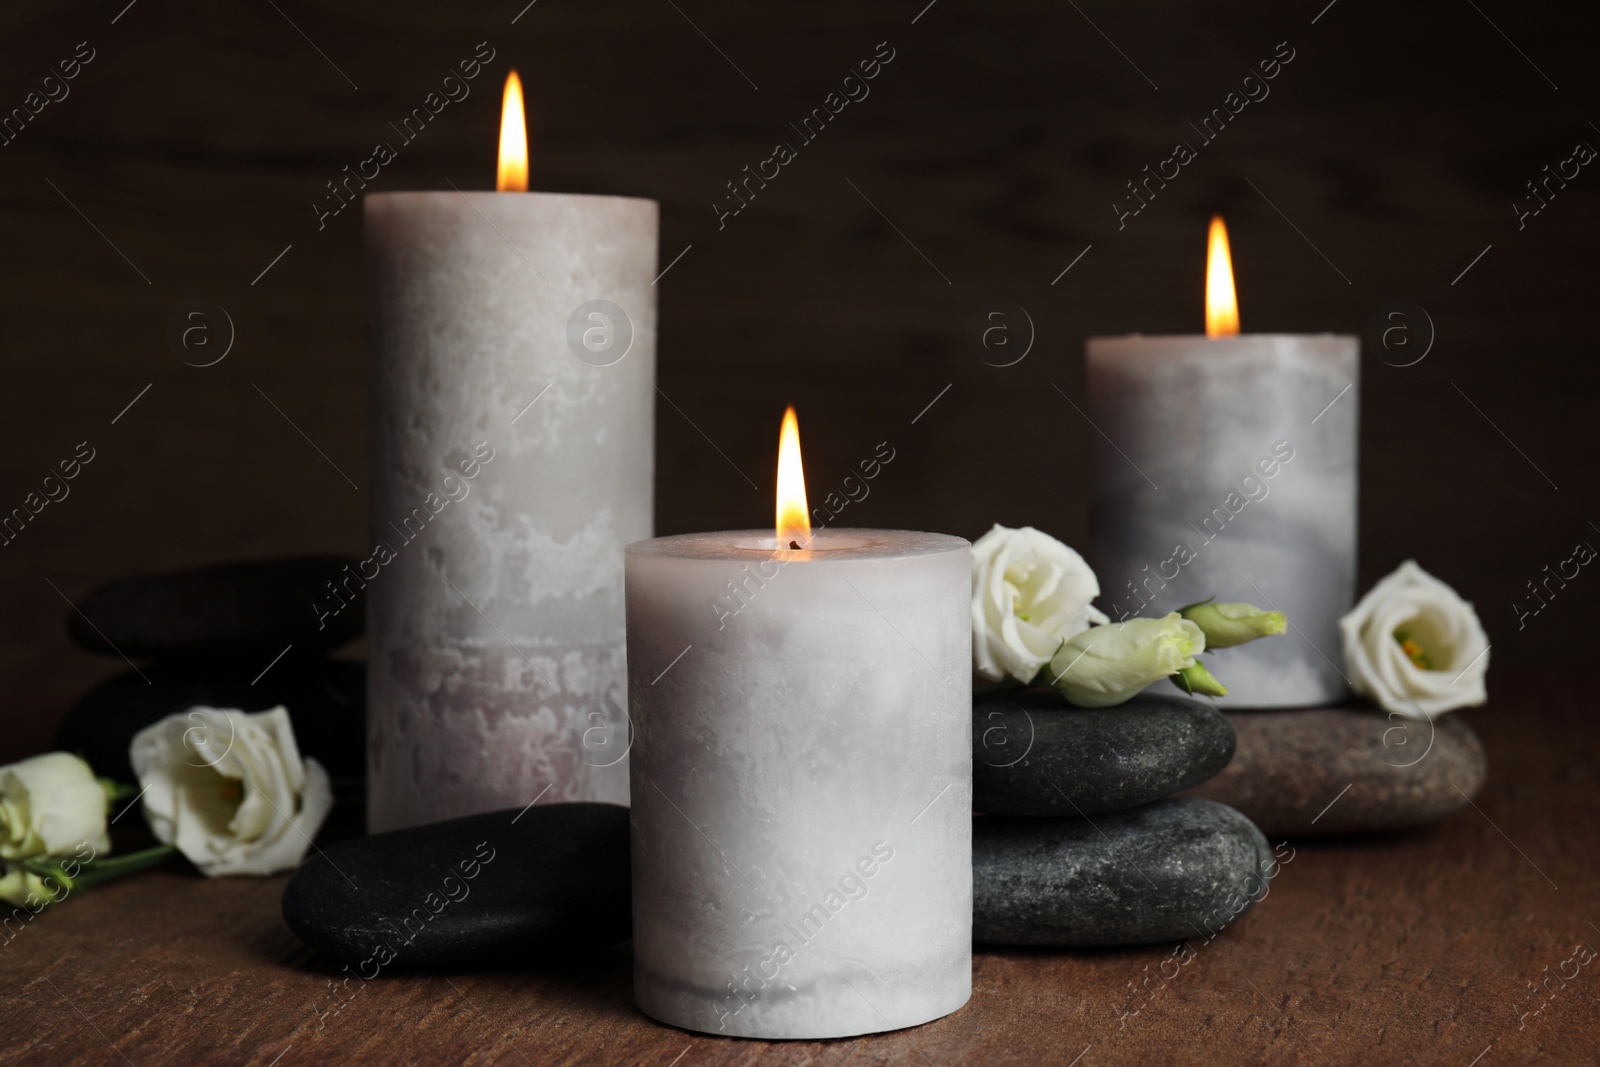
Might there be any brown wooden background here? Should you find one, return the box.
[1,2,1596,747]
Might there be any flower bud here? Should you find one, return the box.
[1178,602,1286,648]
[0,752,110,861]
[1171,661,1228,698]
[1045,613,1206,708]
[0,863,60,908]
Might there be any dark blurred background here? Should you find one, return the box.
[2,0,1595,759]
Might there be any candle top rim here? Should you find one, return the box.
[1087,332,1357,342]
[365,190,659,208]
[627,528,969,560]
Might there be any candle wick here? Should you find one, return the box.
[789,540,801,551]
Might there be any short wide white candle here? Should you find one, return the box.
[626,529,971,1039]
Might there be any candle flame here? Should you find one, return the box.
[1205,215,1239,338]
[775,406,811,546]
[497,70,528,192]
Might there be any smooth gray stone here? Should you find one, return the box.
[973,798,1273,946]
[282,804,630,967]
[68,556,363,659]
[1185,707,1488,835]
[974,692,1235,816]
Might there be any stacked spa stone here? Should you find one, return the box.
[972,691,1274,946]
[57,557,367,782]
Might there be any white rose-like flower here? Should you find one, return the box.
[972,524,1109,683]
[131,706,333,877]
[0,752,110,861]
[1339,560,1489,719]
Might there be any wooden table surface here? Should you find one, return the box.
[2,666,1595,1066]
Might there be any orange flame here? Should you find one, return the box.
[1205,215,1239,338]
[497,70,528,192]
[775,406,811,545]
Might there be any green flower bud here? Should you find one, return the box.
[0,863,59,908]
[1171,661,1228,698]
[1179,602,1286,649]
[1045,613,1206,708]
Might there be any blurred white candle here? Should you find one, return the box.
[1087,218,1358,708]
[365,71,657,830]
[627,410,971,1038]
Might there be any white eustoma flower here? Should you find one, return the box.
[972,524,1108,683]
[131,706,333,877]
[1339,560,1489,719]
[1046,613,1206,708]
[0,752,110,861]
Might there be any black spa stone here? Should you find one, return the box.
[57,658,365,780]
[973,798,1274,946]
[281,803,631,967]
[67,556,364,659]
[974,692,1235,816]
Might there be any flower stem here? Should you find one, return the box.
[23,844,179,895]
[99,778,142,804]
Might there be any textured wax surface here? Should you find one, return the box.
[626,535,972,1038]
[628,528,970,559]
[1087,335,1358,708]
[366,192,657,830]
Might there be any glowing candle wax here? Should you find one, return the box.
[626,409,971,1038]
[365,72,657,829]
[1087,217,1358,707]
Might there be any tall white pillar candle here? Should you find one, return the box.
[1086,333,1358,707]
[366,190,657,830]
[626,530,972,1038]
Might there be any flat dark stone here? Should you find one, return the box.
[974,692,1235,816]
[974,798,1273,946]
[283,804,631,967]
[67,556,363,659]
[1185,707,1488,836]
[57,659,365,780]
